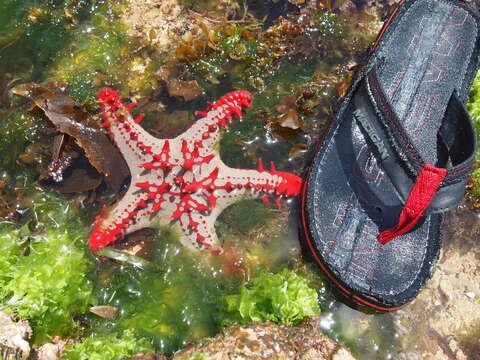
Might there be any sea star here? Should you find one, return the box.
[90,88,303,253]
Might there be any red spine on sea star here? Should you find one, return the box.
[195,90,252,129]
[180,139,215,171]
[139,140,171,171]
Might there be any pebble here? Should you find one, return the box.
[465,292,476,299]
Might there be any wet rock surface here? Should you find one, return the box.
[393,207,480,360]
[0,310,32,359]
[172,317,356,360]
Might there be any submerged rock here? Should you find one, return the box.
[172,317,356,360]
[0,310,32,359]
[393,207,480,359]
[89,305,119,321]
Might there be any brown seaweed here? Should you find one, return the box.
[12,83,129,194]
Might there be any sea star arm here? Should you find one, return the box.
[98,89,167,174]
[89,186,149,251]
[182,91,252,156]
[175,160,303,252]
[90,178,182,251]
[214,160,303,205]
[178,211,219,250]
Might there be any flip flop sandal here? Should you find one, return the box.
[302,0,479,310]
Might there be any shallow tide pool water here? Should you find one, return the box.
[0,0,478,359]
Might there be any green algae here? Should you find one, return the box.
[466,70,480,208]
[0,0,140,105]
[221,268,320,326]
[457,320,480,358]
[218,200,274,235]
[0,185,94,344]
[0,225,23,292]
[314,12,345,38]
[49,5,131,103]
[90,228,232,355]
[61,329,154,360]
[0,0,105,81]
[89,223,317,355]
[0,109,46,174]
[40,0,165,104]
[193,24,260,85]
[469,167,480,198]
[0,0,139,181]
[467,71,480,133]
[180,6,354,93]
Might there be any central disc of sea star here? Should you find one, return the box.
[90,88,302,253]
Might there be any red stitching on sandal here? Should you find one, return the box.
[372,6,400,51]
[378,164,447,244]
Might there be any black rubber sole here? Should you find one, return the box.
[302,0,480,310]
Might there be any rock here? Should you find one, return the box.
[89,305,119,321]
[332,348,356,360]
[36,337,69,360]
[36,343,62,360]
[393,207,480,359]
[172,317,356,360]
[0,310,32,359]
[167,79,203,101]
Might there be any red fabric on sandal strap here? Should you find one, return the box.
[378,164,447,244]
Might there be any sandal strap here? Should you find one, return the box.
[353,68,476,216]
[377,164,446,244]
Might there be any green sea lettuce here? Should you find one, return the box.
[467,71,480,137]
[61,330,154,360]
[0,191,94,343]
[221,268,320,326]
[0,226,23,291]
[0,229,93,342]
[466,71,480,201]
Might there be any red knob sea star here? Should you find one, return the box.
[90,89,303,254]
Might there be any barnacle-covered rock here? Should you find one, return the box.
[172,317,356,360]
[0,311,32,359]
